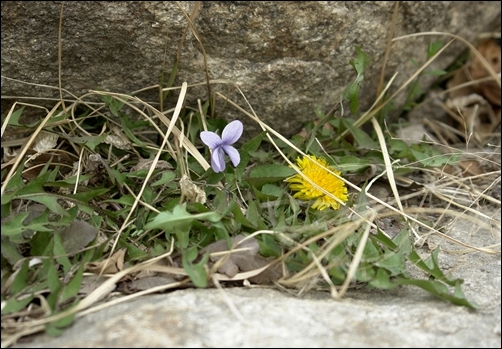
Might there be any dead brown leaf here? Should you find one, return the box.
[469,38,501,106]
[59,219,98,256]
[130,158,173,172]
[85,248,126,274]
[202,234,283,284]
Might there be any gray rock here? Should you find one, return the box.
[2,2,500,137]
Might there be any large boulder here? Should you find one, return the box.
[2,2,500,136]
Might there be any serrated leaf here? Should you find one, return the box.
[369,268,396,289]
[28,195,69,217]
[70,134,108,152]
[355,264,375,282]
[101,95,125,117]
[5,106,26,126]
[394,277,478,309]
[70,188,111,204]
[408,248,456,286]
[351,46,371,75]
[375,247,406,276]
[1,212,31,236]
[411,148,460,167]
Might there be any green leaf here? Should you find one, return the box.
[336,155,373,173]
[60,264,84,303]
[259,234,281,258]
[260,184,284,198]
[341,119,379,149]
[351,46,371,75]
[145,204,221,232]
[1,295,34,315]
[160,59,179,101]
[5,106,26,126]
[394,278,478,309]
[152,171,176,186]
[340,46,371,116]
[70,134,109,152]
[101,95,125,117]
[411,146,460,167]
[408,248,456,286]
[45,258,62,301]
[70,188,111,204]
[427,40,443,59]
[45,311,77,337]
[355,264,375,282]
[245,194,267,230]
[369,268,396,289]
[10,261,30,295]
[1,238,24,265]
[362,237,381,260]
[246,164,296,188]
[1,212,31,236]
[182,249,209,288]
[226,200,256,229]
[375,247,407,276]
[53,232,72,273]
[237,131,267,170]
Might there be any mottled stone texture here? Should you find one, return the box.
[1,2,500,136]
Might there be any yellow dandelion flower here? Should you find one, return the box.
[285,155,348,211]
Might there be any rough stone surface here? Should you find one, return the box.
[1,2,500,137]
[10,206,501,348]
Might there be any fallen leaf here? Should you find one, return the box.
[78,275,111,296]
[180,174,207,204]
[59,219,98,256]
[202,234,283,284]
[85,249,126,274]
[130,158,173,172]
[22,149,74,180]
[469,38,501,106]
[33,131,59,153]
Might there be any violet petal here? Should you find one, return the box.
[221,120,243,145]
[222,145,240,167]
[200,131,222,149]
[211,147,226,173]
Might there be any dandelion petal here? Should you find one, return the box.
[222,145,240,167]
[200,131,222,149]
[211,147,226,173]
[221,120,243,145]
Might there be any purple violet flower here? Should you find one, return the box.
[200,120,243,173]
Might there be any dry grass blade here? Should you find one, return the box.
[1,101,63,196]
